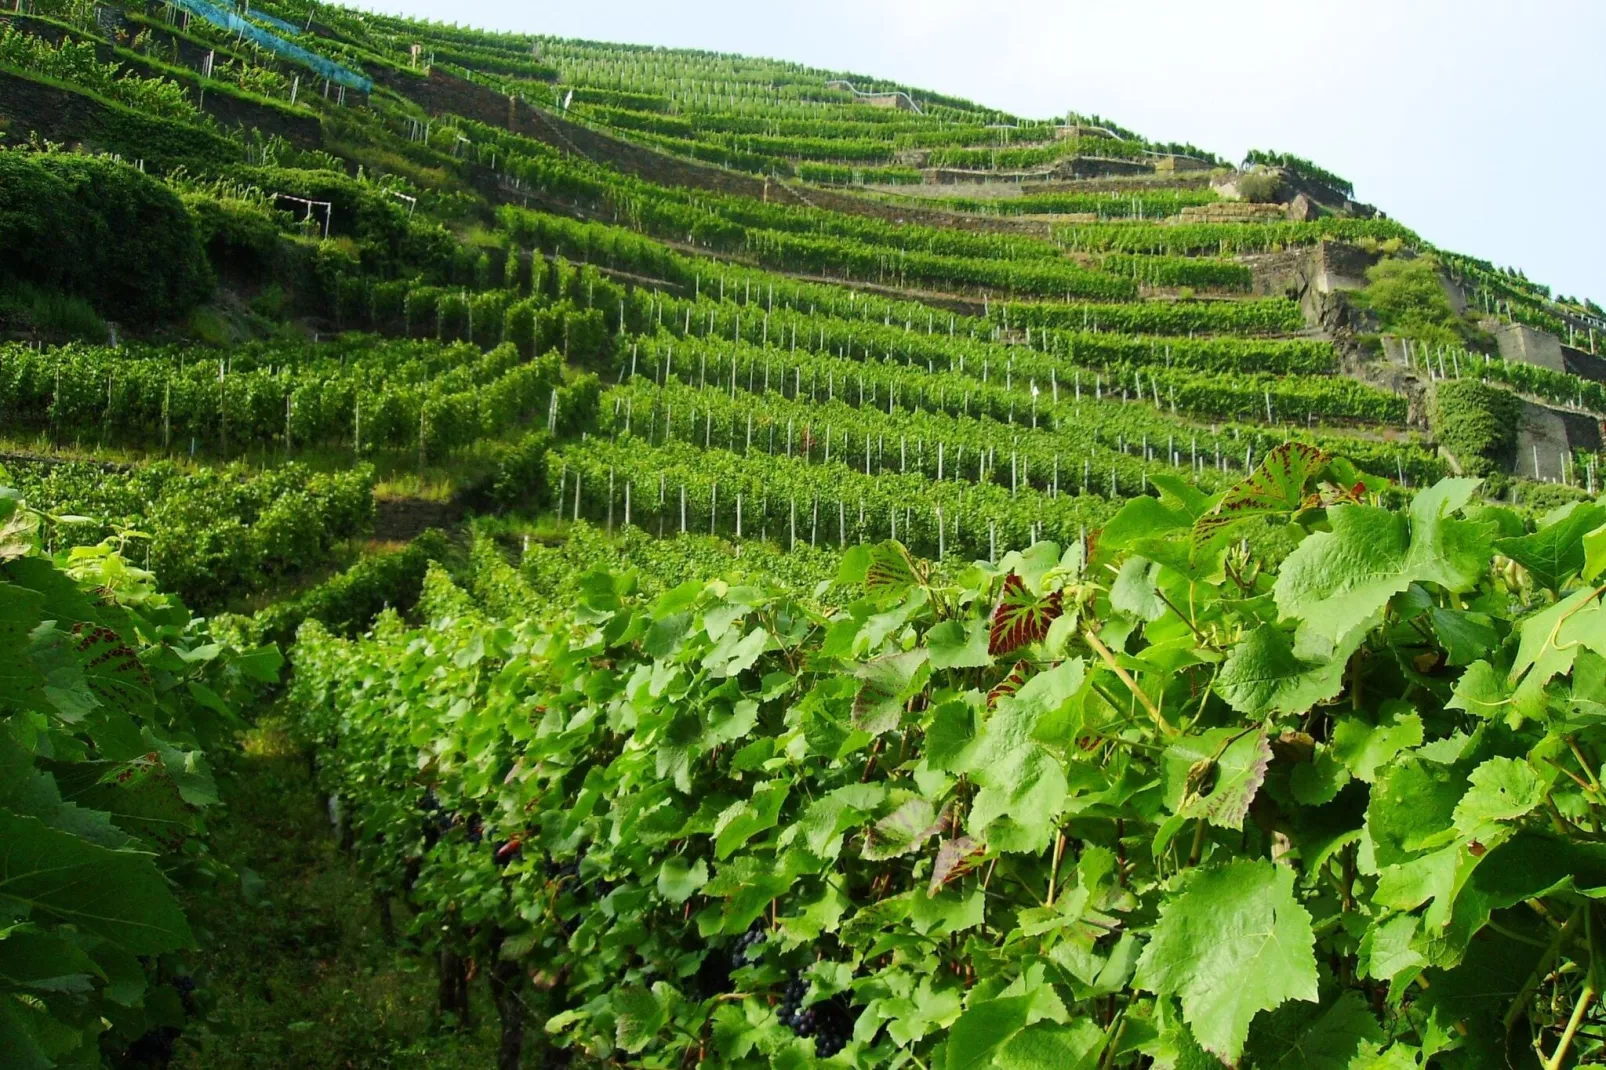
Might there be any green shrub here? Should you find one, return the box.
[1515,480,1593,513]
[252,529,452,646]
[184,193,281,275]
[1431,379,1521,476]
[1353,256,1469,349]
[489,430,551,511]
[1236,171,1283,204]
[0,149,210,321]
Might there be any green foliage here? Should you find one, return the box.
[6,458,374,610]
[287,447,1606,1067]
[0,281,108,341]
[1431,379,1521,477]
[1354,256,1469,349]
[249,528,452,645]
[1236,170,1284,204]
[488,429,551,510]
[1244,150,1355,197]
[0,26,196,121]
[0,149,210,322]
[0,485,279,1065]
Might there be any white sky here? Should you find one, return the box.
[370,0,1606,306]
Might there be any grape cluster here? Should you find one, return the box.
[464,814,484,844]
[731,923,766,966]
[126,1027,179,1064]
[172,974,198,1015]
[777,979,851,1058]
[545,857,581,880]
[418,793,453,846]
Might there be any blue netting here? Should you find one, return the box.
[166,0,371,92]
[245,7,303,36]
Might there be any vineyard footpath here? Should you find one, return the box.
[170,718,503,1069]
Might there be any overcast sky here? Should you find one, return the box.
[370,0,1605,306]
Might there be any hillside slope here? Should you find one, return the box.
[3,2,1606,1068]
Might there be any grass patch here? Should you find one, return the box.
[174,715,501,1069]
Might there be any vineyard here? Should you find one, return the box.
[3,2,1606,1069]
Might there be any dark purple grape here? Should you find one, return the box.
[126,1027,179,1064]
[732,923,766,966]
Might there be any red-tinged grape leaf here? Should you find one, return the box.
[46,754,197,853]
[69,622,153,713]
[862,798,940,861]
[1193,442,1331,546]
[863,541,921,600]
[852,650,929,734]
[928,836,984,896]
[989,574,1063,657]
[987,659,1031,709]
[1189,729,1272,830]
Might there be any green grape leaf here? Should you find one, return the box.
[926,618,991,670]
[1584,522,1606,582]
[0,996,53,1070]
[1494,503,1606,591]
[1446,660,1513,721]
[790,783,886,858]
[1274,479,1491,655]
[965,687,1071,853]
[0,810,192,954]
[1358,914,1425,982]
[656,857,708,904]
[0,584,46,701]
[231,643,284,684]
[1215,624,1349,716]
[1100,495,1192,550]
[946,994,1100,1070]
[1510,587,1606,710]
[612,984,667,1053]
[1133,859,1318,1063]
[1245,990,1385,1070]
[995,1020,1105,1070]
[1367,756,1466,868]
[1452,757,1547,833]
[989,574,1063,657]
[713,782,789,860]
[1330,706,1424,783]
[1426,608,1499,667]
[1110,556,1165,622]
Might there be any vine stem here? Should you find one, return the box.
[1506,904,1585,1033]
[1047,831,1066,907]
[1543,984,1593,1070]
[1083,627,1171,735]
[1186,818,1205,868]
